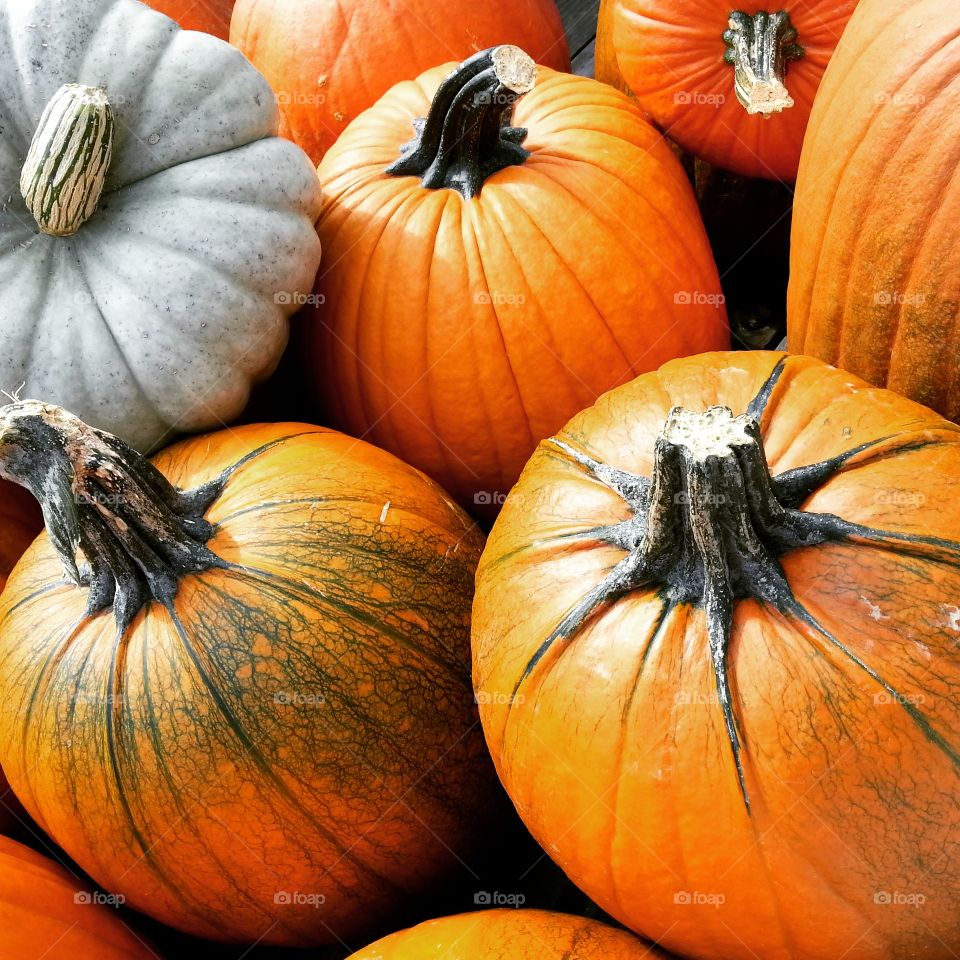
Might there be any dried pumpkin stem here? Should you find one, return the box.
[386,45,537,199]
[20,84,115,236]
[0,402,223,630]
[723,11,805,117]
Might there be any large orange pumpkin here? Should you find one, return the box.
[348,909,670,959]
[0,835,156,959]
[788,0,960,418]
[308,47,728,516]
[0,402,492,946]
[144,0,234,38]
[606,0,859,179]
[230,0,570,163]
[474,351,960,960]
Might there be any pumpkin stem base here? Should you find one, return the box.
[0,402,223,630]
[386,45,537,199]
[723,11,804,117]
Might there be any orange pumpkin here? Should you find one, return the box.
[230,0,570,163]
[788,0,960,418]
[474,351,960,960]
[348,909,670,959]
[0,835,156,958]
[144,0,234,38]
[594,0,633,95]
[0,402,492,946]
[308,47,728,516]
[606,0,859,179]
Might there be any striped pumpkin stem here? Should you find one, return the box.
[0,402,223,630]
[20,83,115,237]
[723,11,804,117]
[386,45,537,199]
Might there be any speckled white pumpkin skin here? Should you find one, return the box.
[0,0,323,451]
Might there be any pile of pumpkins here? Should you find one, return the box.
[0,0,958,958]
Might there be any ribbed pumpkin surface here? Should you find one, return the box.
[0,422,491,946]
[788,0,960,418]
[0,835,155,958]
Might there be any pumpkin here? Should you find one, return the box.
[348,909,670,959]
[0,401,493,946]
[230,0,570,164]
[0,835,156,959]
[144,0,234,38]
[788,0,960,418]
[474,351,960,960]
[605,0,859,180]
[307,47,728,516]
[594,0,637,95]
[0,0,323,454]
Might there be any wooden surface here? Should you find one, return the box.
[559,0,599,75]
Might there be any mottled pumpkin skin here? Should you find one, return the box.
[474,352,960,960]
[310,64,727,516]
[144,0,234,38]
[349,909,670,959]
[788,0,960,418]
[0,423,492,946]
[0,835,155,959]
[230,0,570,164]
[609,0,858,180]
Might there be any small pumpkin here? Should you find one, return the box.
[788,0,960,417]
[474,351,960,960]
[0,402,493,946]
[0,835,156,958]
[144,0,235,38]
[605,0,859,179]
[308,47,728,515]
[348,909,670,959]
[0,0,323,454]
[230,0,570,164]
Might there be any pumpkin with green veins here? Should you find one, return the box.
[0,835,157,958]
[308,46,728,516]
[0,0,322,454]
[347,909,671,959]
[474,351,960,960]
[0,402,493,946]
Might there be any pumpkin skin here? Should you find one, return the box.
[309,56,728,516]
[230,0,570,164]
[0,0,323,454]
[594,0,637,95]
[0,407,493,946]
[788,0,960,418]
[608,0,859,180]
[145,0,234,38]
[0,836,157,959]
[474,351,960,960]
[348,909,670,959]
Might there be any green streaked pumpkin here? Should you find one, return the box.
[0,401,493,946]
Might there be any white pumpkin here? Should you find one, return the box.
[0,0,323,451]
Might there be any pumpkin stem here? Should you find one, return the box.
[723,11,804,117]
[20,83,114,237]
[386,45,537,199]
[0,402,224,630]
